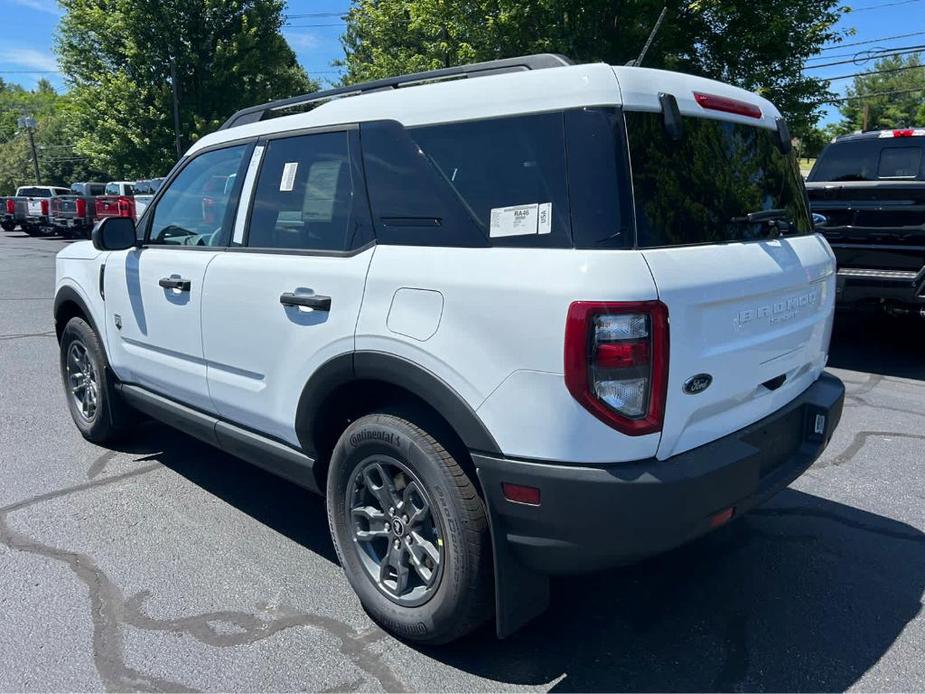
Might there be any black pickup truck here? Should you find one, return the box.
[806,129,925,317]
[51,182,106,239]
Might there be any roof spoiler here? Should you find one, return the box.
[219,53,573,131]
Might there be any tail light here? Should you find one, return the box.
[76,198,86,218]
[564,301,669,436]
[5,199,14,215]
[40,199,49,216]
[117,196,134,218]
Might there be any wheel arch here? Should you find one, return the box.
[53,284,100,342]
[295,351,501,484]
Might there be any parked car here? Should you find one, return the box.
[94,181,137,222]
[51,182,107,239]
[132,178,164,221]
[16,185,72,236]
[54,54,845,644]
[1,195,16,231]
[806,128,925,317]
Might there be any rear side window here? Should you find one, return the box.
[247,130,372,252]
[878,146,921,178]
[409,113,571,248]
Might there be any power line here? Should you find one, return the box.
[284,22,345,27]
[824,62,925,81]
[819,86,925,103]
[851,0,923,11]
[813,33,925,58]
[805,45,925,69]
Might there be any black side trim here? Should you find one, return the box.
[53,285,99,337]
[118,384,320,493]
[294,351,501,457]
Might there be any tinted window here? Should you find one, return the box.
[247,131,370,251]
[878,146,921,178]
[148,144,248,246]
[90,184,106,196]
[809,138,925,182]
[626,111,812,248]
[105,183,120,195]
[409,113,571,248]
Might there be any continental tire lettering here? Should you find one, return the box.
[349,429,395,447]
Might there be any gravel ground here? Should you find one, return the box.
[0,230,922,692]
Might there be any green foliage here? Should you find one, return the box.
[835,53,925,133]
[340,0,848,138]
[0,79,106,192]
[56,0,316,178]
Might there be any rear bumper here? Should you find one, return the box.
[475,371,844,576]
[836,267,925,306]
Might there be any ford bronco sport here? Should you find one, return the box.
[54,54,845,644]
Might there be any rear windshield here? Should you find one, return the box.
[808,138,925,182]
[625,112,812,248]
[18,187,51,197]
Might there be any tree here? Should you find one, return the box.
[340,0,847,139]
[56,0,316,178]
[836,53,925,133]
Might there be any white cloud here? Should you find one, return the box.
[0,48,59,72]
[284,31,321,51]
[10,0,62,15]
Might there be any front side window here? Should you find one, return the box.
[626,112,812,247]
[148,144,248,246]
[247,130,369,251]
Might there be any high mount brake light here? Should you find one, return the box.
[564,301,669,436]
[693,92,762,119]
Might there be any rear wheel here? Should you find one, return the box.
[0,221,14,232]
[327,412,493,644]
[59,317,135,443]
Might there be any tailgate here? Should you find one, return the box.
[95,196,121,218]
[53,196,78,217]
[26,199,43,215]
[644,237,835,459]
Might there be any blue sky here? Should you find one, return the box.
[1,0,922,126]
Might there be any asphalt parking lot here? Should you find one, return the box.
[0,230,922,692]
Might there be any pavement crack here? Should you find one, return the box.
[0,330,56,342]
[845,395,925,417]
[0,461,407,692]
[815,430,925,469]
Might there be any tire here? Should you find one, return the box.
[0,222,14,232]
[23,224,41,236]
[59,317,135,443]
[327,412,493,644]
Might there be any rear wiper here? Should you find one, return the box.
[731,208,794,239]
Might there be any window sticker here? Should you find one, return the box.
[280,162,299,192]
[489,202,552,237]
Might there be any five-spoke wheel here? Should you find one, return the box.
[66,340,99,421]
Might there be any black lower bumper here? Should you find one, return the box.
[836,268,925,307]
[475,371,845,636]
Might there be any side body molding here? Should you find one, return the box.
[295,351,502,458]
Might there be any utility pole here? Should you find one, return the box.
[169,56,182,158]
[17,116,40,183]
[862,102,870,131]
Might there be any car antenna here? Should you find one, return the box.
[627,6,668,67]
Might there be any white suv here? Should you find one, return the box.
[53,55,845,644]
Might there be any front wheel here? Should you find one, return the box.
[327,412,493,644]
[59,317,135,443]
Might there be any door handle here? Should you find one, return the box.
[159,277,191,291]
[280,292,331,311]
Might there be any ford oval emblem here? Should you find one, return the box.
[683,373,713,395]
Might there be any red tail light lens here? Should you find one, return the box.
[5,199,13,215]
[75,198,86,218]
[693,92,762,119]
[40,199,49,216]
[564,301,669,436]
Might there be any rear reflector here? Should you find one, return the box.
[709,506,736,528]
[693,92,762,119]
[502,483,541,506]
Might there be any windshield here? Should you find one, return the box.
[808,138,925,182]
[625,112,812,248]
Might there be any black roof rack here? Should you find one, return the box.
[219,53,573,131]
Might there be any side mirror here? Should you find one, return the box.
[91,217,136,251]
[812,213,828,229]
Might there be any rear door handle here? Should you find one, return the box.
[280,292,331,311]
[159,277,191,291]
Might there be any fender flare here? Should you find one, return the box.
[294,351,501,458]
[53,284,100,338]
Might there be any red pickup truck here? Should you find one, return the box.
[94,181,138,222]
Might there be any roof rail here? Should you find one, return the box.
[219,53,573,130]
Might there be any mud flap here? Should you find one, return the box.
[477,468,550,638]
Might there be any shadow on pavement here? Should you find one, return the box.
[117,425,923,691]
[829,309,925,380]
